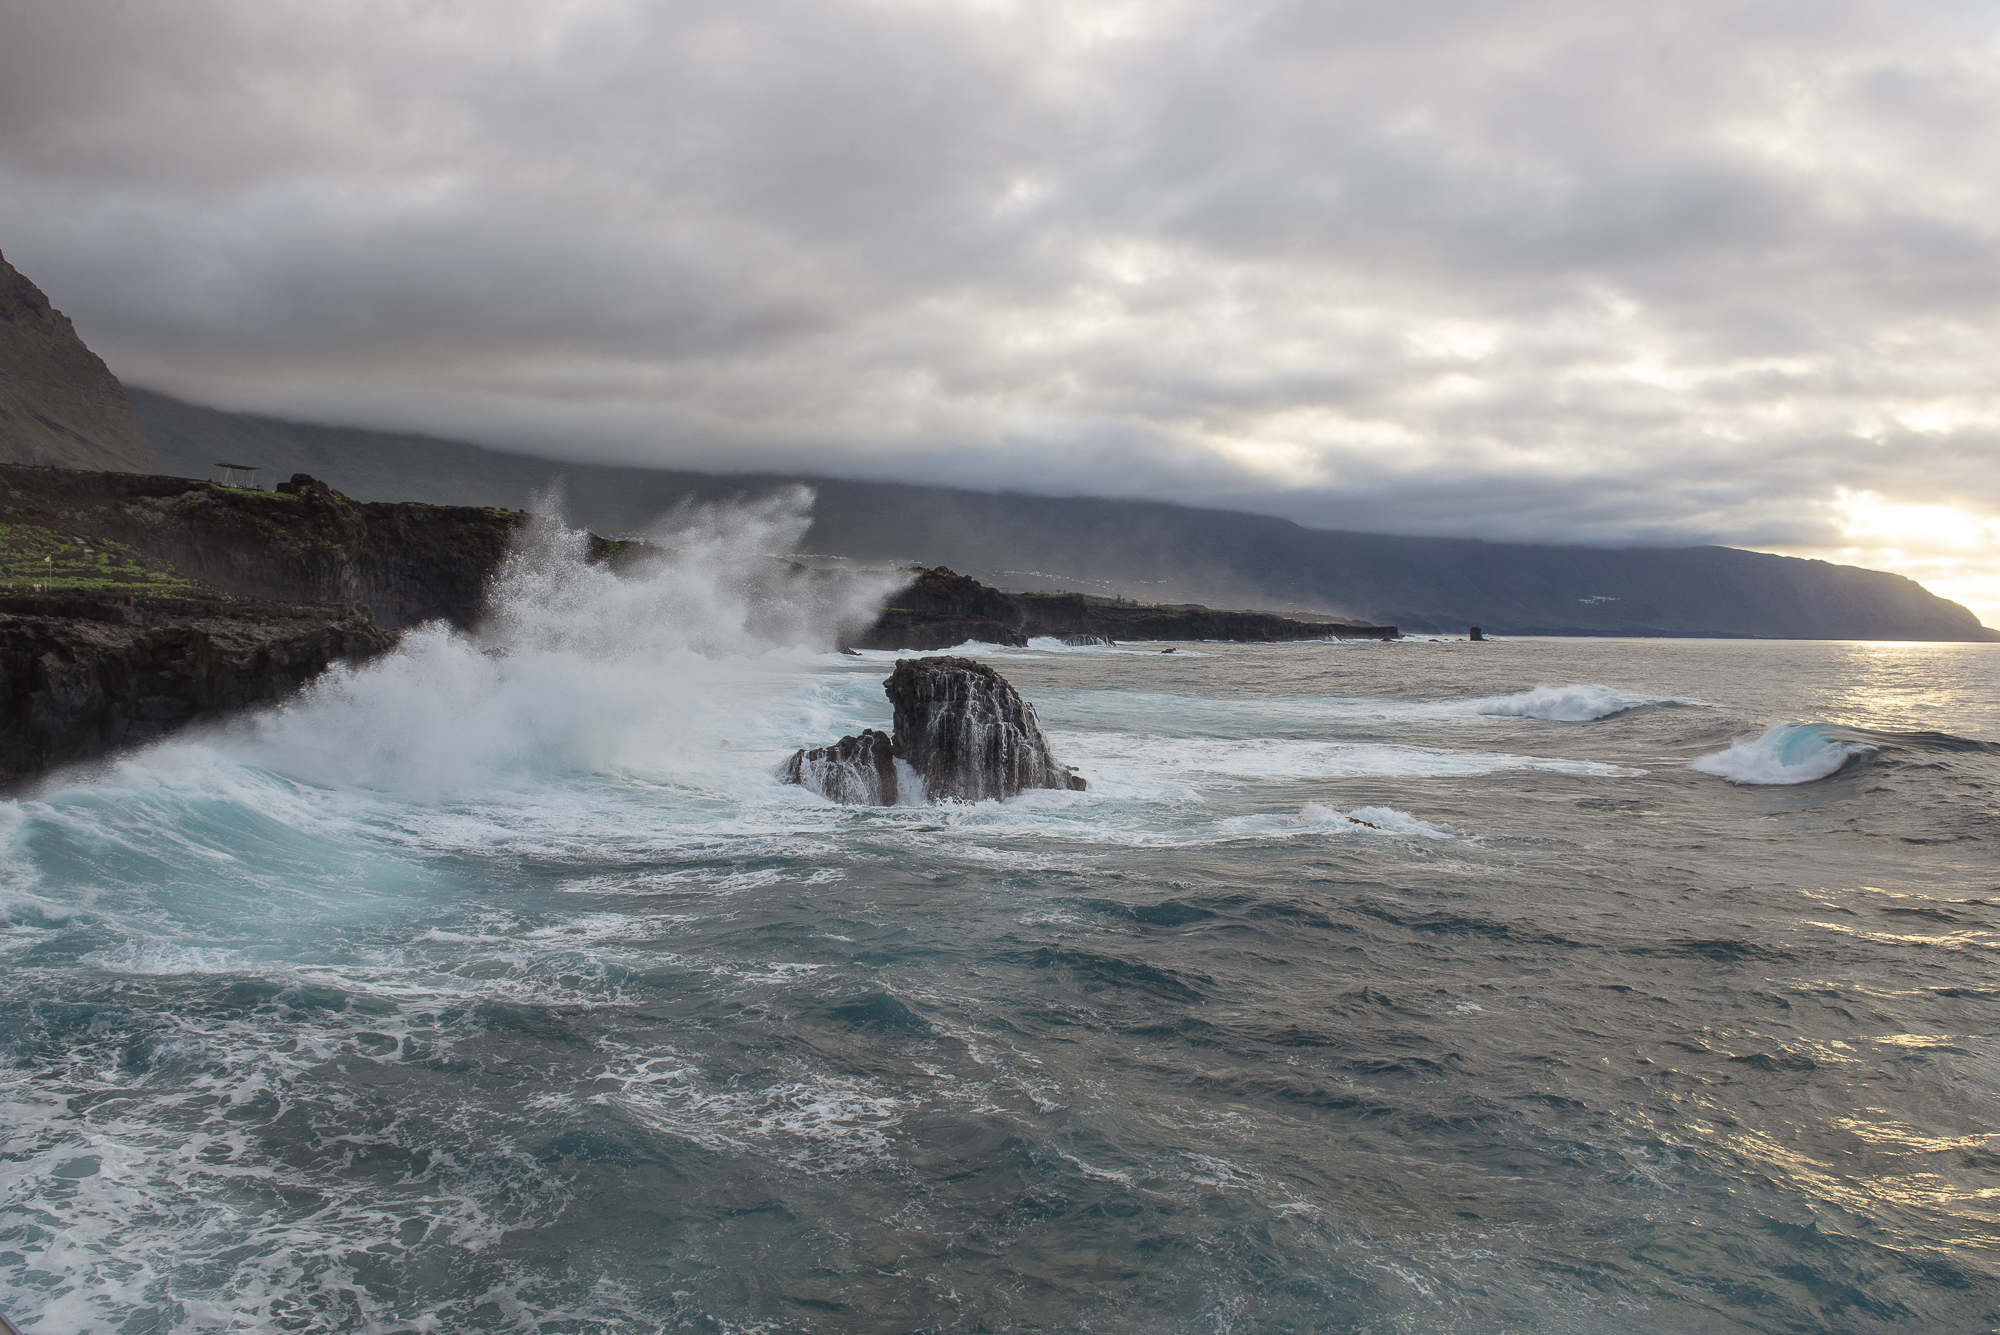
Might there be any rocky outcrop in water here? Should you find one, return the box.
[0,592,392,785]
[887,656,1085,802]
[778,728,899,805]
[781,657,1085,805]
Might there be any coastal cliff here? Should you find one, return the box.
[0,464,528,784]
[131,389,2000,642]
[1,463,526,630]
[0,592,391,783]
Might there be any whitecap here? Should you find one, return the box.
[1688,722,1878,785]
[1467,683,1704,722]
[1300,802,1456,839]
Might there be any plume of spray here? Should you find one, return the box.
[229,485,903,795]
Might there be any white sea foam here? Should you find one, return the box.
[1070,732,1641,781]
[1467,683,1702,722]
[1307,802,1457,839]
[1036,682,1703,735]
[1688,722,1879,785]
[221,489,898,798]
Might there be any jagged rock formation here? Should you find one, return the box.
[0,251,157,473]
[0,592,391,784]
[778,728,898,805]
[848,567,1399,650]
[887,656,1087,802]
[0,463,521,782]
[781,657,1085,805]
[1,464,526,630]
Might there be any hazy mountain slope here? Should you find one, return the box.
[130,389,1997,640]
[0,252,156,472]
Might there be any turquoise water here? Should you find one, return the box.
[3,521,1998,1333]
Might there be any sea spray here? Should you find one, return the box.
[229,487,901,795]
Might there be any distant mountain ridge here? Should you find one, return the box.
[129,388,1996,641]
[0,251,156,473]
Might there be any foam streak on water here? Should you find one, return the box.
[3,523,1999,1333]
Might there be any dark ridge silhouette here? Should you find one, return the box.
[0,252,156,472]
[128,388,1997,641]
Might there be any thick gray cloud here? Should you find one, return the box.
[4,0,1999,618]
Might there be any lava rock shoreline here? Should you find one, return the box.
[0,462,531,785]
[852,566,1398,649]
[1,463,1393,786]
[0,591,392,784]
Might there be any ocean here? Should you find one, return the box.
[3,508,1998,1334]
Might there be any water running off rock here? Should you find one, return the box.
[782,655,1086,804]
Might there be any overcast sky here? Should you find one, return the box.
[4,0,1998,623]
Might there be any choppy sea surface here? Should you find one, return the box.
[4,521,1999,1333]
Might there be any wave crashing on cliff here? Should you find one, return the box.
[224,487,895,795]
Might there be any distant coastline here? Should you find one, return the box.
[124,388,2000,642]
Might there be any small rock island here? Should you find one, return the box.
[782,656,1086,805]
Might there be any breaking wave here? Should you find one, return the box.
[1688,722,1880,785]
[1468,683,1704,722]
[223,489,898,796]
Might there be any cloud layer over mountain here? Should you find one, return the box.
[3,0,1997,619]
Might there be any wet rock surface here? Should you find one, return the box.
[887,656,1085,802]
[0,592,392,785]
[781,657,1085,805]
[778,728,899,805]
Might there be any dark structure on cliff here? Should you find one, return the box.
[782,657,1086,805]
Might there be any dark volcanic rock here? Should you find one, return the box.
[779,658,1084,805]
[0,251,158,473]
[851,567,1397,650]
[887,656,1085,802]
[853,610,1026,650]
[849,568,1028,649]
[0,592,393,785]
[0,464,523,630]
[780,728,899,805]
